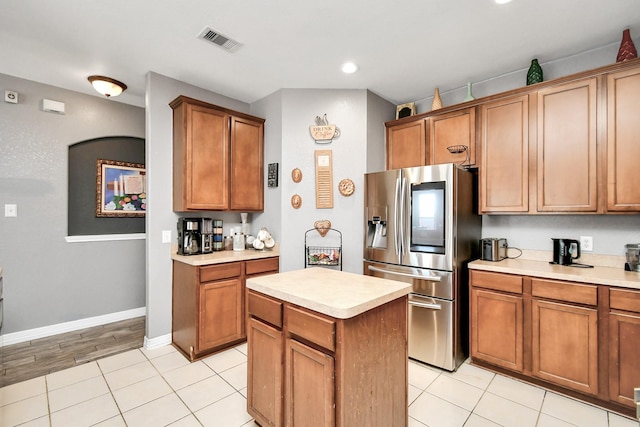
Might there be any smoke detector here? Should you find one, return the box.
[197,27,240,52]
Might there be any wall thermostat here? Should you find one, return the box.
[268,163,279,188]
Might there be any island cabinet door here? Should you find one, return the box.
[284,338,335,427]
[197,278,243,352]
[247,317,283,427]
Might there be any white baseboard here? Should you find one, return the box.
[144,333,172,350]
[0,307,146,347]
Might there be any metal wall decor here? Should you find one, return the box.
[291,168,302,183]
[291,194,302,209]
[338,178,355,197]
[309,114,340,143]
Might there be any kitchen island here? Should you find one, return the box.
[246,267,412,427]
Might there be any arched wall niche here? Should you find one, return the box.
[68,136,145,236]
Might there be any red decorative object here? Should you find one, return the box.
[616,29,637,62]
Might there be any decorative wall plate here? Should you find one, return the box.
[291,194,302,209]
[338,178,355,197]
[314,220,331,237]
[291,168,302,183]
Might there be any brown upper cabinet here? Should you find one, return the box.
[386,119,426,169]
[480,94,530,213]
[478,58,640,214]
[480,78,598,214]
[171,96,265,212]
[386,107,476,170]
[429,108,476,166]
[606,66,640,212]
[536,78,598,212]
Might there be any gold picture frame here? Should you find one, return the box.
[96,159,146,217]
[396,102,416,119]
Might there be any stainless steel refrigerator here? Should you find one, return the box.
[363,163,481,371]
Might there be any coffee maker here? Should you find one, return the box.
[178,218,201,255]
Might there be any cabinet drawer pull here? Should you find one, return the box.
[368,265,441,281]
[409,300,441,310]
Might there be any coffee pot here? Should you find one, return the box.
[551,238,580,265]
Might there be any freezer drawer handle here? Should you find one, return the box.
[367,265,442,281]
[409,300,442,310]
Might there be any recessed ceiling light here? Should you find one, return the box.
[494,0,512,4]
[341,62,359,74]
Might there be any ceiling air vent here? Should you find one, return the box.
[197,27,240,52]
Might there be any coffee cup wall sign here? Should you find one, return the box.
[310,113,341,143]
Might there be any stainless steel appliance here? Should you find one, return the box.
[481,238,507,261]
[364,163,481,371]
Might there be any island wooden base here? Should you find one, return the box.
[247,290,408,427]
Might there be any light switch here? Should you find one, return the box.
[162,230,172,243]
[4,204,17,217]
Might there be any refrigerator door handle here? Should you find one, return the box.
[399,176,407,256]
[394,175,402,259]
[408,300,442,310]
[367,265,442,281]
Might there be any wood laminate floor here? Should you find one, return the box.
[0,316,145,388]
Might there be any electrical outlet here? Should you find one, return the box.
[580,236,593,252]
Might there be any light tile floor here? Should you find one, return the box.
[0,343,637,427]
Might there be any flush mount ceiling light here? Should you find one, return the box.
[87,75,127,97]
[341,62,359,74]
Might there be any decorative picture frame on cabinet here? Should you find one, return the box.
[396,102,416,119]
[96,159,146,217]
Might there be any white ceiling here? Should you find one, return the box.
[1,1,639,108]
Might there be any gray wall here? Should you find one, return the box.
[0,73,145,334]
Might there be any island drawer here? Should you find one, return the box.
[610,288,640,313]
[285,306,335,352]
[531,279,597,306]
[471,270,523,294]
[248,291,283,328]
[246,257,279,276]
[199,262,242,283]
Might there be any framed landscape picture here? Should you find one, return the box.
[96,159,146,217]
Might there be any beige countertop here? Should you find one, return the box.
[171,244,280,266]
[469,250,640,290]
[246,267,412,319]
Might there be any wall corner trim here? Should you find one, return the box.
[143,333,172,350]
[65,233,146,243]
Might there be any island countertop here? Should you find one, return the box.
[246,267,412,319]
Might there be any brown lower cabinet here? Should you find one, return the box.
[172,257,279,361]
[470,269,640,417]
[247,290,408,427]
